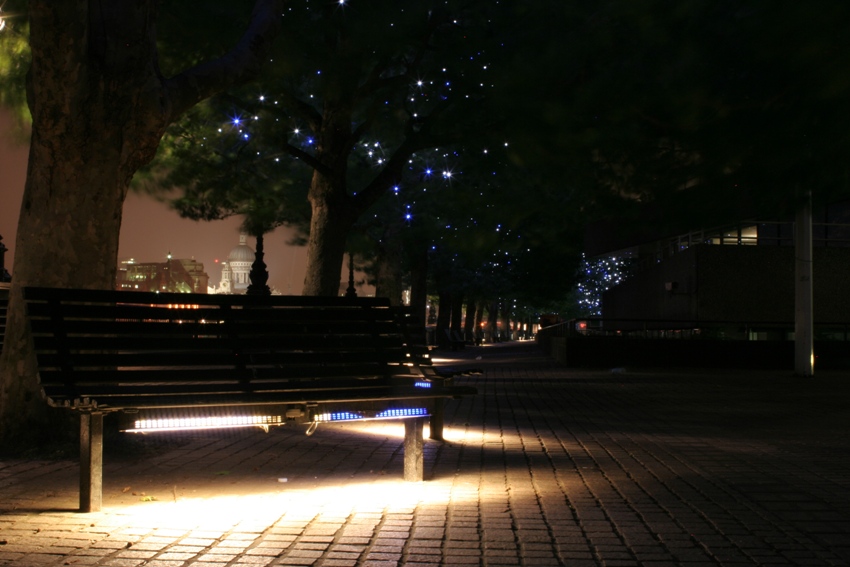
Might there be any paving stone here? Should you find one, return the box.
[2,344,850,567]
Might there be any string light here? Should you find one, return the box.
[576,255,635,316]
[169,4,521,294]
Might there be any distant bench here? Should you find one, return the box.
[23,287,476,512]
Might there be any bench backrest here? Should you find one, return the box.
[23,287,426,411]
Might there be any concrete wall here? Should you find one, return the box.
[602,247,698,323]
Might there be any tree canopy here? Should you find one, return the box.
[5,0,845,336]
[500,0,850,231]
[148,0,515,296]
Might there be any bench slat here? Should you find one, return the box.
[23,286,392,307]
[36,363,399,386]
[25,303,397,325]
[43,385,467,411]
[30,334,405,352]
[41,378,418,401]
[33,348,411,369]
[28,318,401,337]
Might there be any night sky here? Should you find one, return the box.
[1,109,309,293]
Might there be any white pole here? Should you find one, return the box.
[794,192,814,376]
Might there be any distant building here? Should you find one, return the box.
[117,254,209,293]
[583,199,850,338]
[212,234,255,295]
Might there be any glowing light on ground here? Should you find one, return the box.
[338,419,502,445]
[106,478,458,529]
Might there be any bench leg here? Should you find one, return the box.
[429,399,444,441]
[80,412,104,513]
[403,417,426,481]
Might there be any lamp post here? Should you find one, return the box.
[0,235,10,282]
[345,253,357,298]
[247,233,271,296]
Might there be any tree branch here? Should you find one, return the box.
[276,89,323,133]
[164,0,284,120]
[352,128,435,214]
[265,143,330,176]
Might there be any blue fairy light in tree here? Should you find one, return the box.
[575,254,635,316]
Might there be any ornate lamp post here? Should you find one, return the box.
[345,252,357,298]
[0,235,11,282]
[246,233,271,296]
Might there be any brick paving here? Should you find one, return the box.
[1,341,849,566]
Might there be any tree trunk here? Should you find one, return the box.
[0,2,164,437]
[474,300,486,345]
[463,300,476,342]
[302,178,354,296]
[409,244,429,324]
[373,226,404,305]
[501,300,513,341]
[436,291,452,349]
[450,293,464,333]
[487,300,499,342]
[0,0,282,439]
[301,99,357,297]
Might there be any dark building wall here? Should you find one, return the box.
[696,246,794,322]
[602,246,850,324]
[601,247,698,323]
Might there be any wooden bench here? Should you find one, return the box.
[23,287,476,512]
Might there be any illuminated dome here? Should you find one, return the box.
[228,234,255,263]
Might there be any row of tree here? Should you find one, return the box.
[144,1,587,338]
[1,0,849,438]
[148,0,850,332]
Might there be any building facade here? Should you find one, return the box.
[591,201,850,339]
[117,255,209,293]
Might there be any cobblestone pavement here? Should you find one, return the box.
[1,341,849,566]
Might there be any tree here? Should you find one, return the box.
[391,143,585,345]
[0,0,283,440]
[153,0,505,296]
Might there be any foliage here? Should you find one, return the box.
[149,0,505,230]
[497,0,850,229]
[147,100,311,236]
[410,145,584,310]
[0,0,31,126]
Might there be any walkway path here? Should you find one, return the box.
[1,342,848,566]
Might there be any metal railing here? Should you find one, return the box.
[538,317,850,343]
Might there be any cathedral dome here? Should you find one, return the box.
[228,234,255,263]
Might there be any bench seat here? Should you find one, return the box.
[23,286,476,512]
